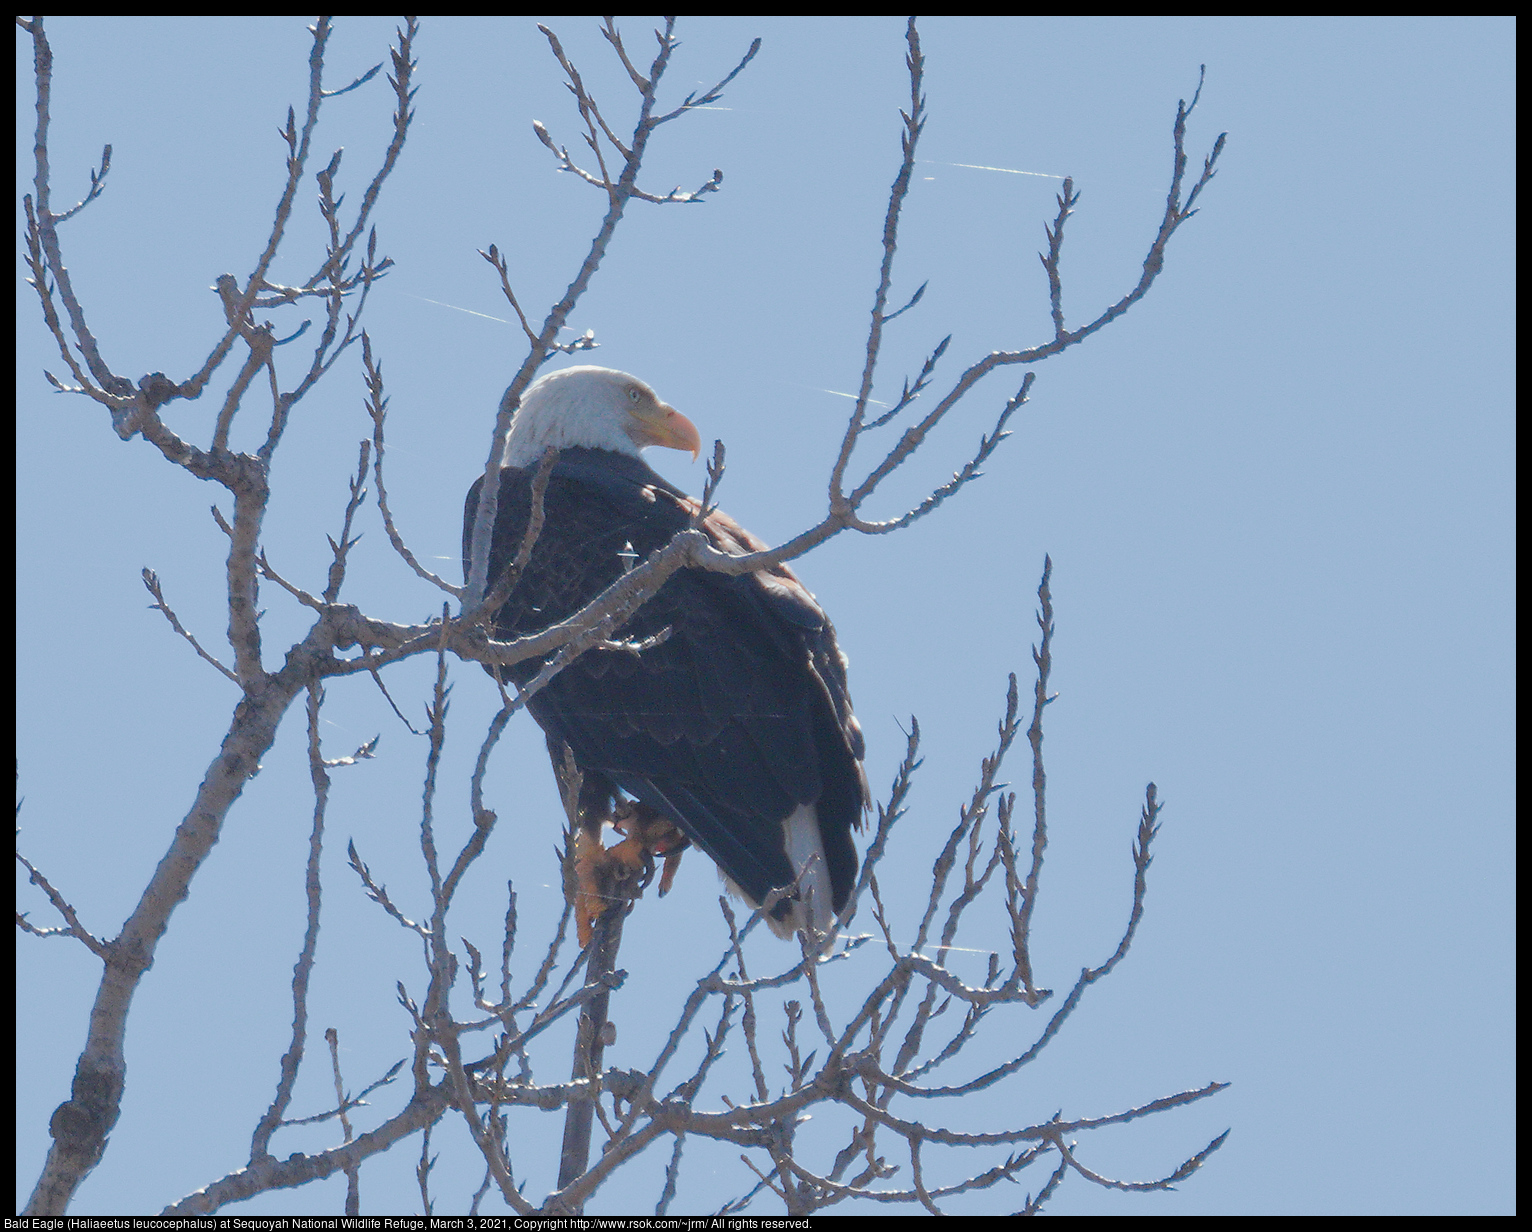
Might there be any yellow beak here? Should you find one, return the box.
[628,398,701,460]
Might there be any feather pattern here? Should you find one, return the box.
[466,441,867,936]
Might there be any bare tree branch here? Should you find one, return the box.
[141,568,240,683]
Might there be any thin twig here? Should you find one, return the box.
[14,851,109,959]
[1014,557,1055,996]
[362,334,461,596]
[141,569,240,683]
[325,1028,361,1215]
[250,686,333,1159]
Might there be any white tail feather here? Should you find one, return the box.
[719,803,837,942]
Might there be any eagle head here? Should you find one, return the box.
[503,365,701,467]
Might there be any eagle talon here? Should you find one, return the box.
[570,820,682,947]
[571,829,632,948]
[610,800,690,899]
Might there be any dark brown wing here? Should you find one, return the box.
[464,448,866,917]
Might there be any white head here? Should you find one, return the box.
[502,366,701,468]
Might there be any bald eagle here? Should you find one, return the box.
[465,366,868,940]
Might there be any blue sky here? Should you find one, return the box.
[16,16,1514,1216]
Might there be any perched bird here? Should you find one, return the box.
[465,365,868,941]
